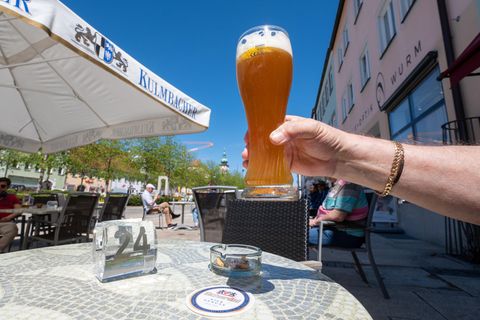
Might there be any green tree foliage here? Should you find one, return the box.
[2,138,246,192]
[0,148,24,176]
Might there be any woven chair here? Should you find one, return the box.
[25,192,99,248]
[192,186,237,243]
[316,192,390,299]
[98,193,129,222]
[222,199,308,262]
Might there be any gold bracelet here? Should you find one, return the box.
[377,141,404,197]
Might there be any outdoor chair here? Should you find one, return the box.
[315,191,390,299]
[24,192,99,248]
[29,192,61,235]
[222,199,309,262]
[31,192,59,206]
[98,193,129,222]
[192,186,238,243]
[141,194,165,229]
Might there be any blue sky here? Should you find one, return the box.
[62,0,339,173]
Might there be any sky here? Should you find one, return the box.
[61,0,339,173]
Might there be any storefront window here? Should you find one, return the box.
[389,99,410,134]
[389,67,447,144]
[415,104,447,143]
[411,71,443,118]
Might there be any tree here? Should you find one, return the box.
[125,137,190,190]
[0,148,24,177]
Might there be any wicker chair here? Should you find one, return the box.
[222,199,308,262]
[192,186,237,243]
[98,193,129,222]
[25,192,99,248]
[317,192,390,299]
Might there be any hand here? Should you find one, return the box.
[309,218,318,227]
[242,115,349,177]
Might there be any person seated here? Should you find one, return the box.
[158,202,181,224]
[0,177,21,253]
[308,178,368,248]
[141,184,179,228]
[306,181,328,218]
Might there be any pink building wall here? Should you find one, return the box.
[331,0,479,137]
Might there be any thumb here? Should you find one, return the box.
[270,118,323,145]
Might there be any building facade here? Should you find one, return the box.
[0,164,66,190]
[314,0,480,247]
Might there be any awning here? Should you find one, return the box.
[439,33,480,87]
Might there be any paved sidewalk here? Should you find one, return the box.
[124,206,201,242]
[321,233,480,319]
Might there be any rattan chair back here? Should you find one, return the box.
[98,193,129,222]
[223,199,308,261]
[192,186,237,243]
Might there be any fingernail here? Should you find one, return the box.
[270,130,287,144]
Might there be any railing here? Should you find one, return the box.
[442,117,480,263]
[442,117,480,145]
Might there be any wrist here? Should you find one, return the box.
[334,134,393,191]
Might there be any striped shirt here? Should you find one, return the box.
[317,180,368,237]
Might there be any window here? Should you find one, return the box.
[378,1,396,54]
[354,0,363,22]
[341,91,348,122]
[389,67,447,144]
[337,47,343,70]
[342,26,349,55]
[347,82,355,111]
[328,66,334,94]
[360,47,371,88]
[400,0,415,21]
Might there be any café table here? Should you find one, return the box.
[0,240,372,319]
[0,207,61,250]
[168,201,195,230]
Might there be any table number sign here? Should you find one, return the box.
[93,219,157,282]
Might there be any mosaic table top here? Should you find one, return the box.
[0,240,371,319]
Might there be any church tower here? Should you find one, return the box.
[220,150,229,174]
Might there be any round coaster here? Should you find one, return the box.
[185,286,255,317]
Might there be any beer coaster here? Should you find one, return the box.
[185,286,254,317]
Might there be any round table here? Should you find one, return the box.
[0,240,372,319]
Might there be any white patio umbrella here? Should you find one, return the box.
[0,0,211,153]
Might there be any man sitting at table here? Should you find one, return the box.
[308,178,368,248]
[0,177,21,253]
[141,184,179,228]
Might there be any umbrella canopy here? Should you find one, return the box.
[0,0,210,153]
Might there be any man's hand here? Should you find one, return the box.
[242,116,349,177]
[309,218,318,227]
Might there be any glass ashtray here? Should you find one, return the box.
[209,244,262,277]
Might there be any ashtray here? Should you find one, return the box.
[209,244,262,277]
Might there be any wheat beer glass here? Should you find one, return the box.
[236,25,297,200]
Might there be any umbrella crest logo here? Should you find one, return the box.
[74,24,128,73]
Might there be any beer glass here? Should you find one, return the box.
[236,25,297,200]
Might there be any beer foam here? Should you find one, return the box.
[236,26,292,59]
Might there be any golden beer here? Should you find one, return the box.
[236,25,296,199]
